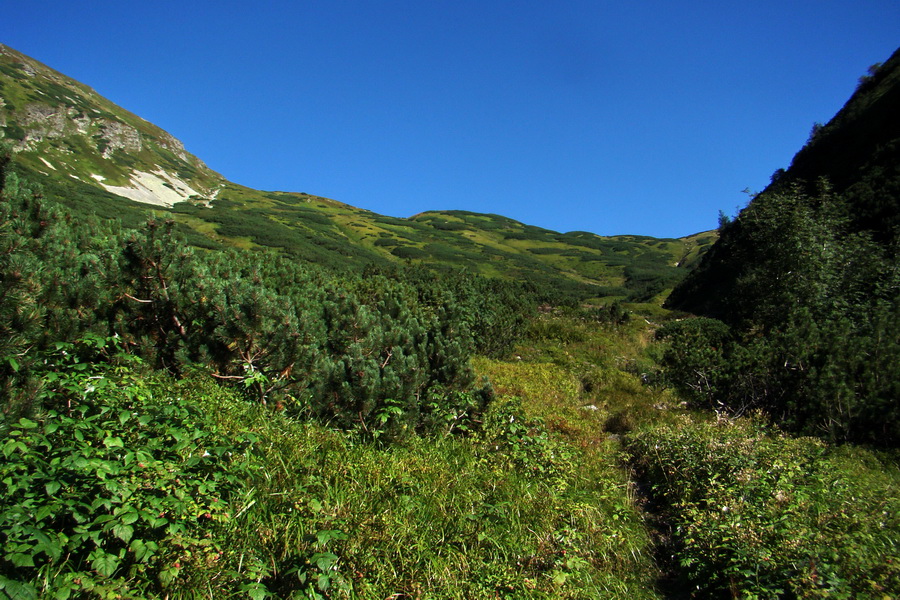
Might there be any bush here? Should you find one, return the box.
[391,245,428,260]
[0,359,258,597]
[665,185,900,445]
[627,416,900,598]
[654,317,733,409]
[0,168,493,441]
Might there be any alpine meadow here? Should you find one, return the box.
[1,41,899,599]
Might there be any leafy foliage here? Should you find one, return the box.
[0,348,257,597]
[661,185,900,444]
[627,416,900,598]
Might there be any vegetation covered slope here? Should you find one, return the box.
[0,43,713,303]
[668,47,900,319]
[662,47,900,445]
[0,127,664,599]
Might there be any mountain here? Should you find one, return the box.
[0,43,712,303]
[659,46,900,445]
[0,45,222,214]
[667,46,900,319]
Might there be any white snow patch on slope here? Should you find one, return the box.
[98,169,200,207]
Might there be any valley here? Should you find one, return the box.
[1,42,899,599]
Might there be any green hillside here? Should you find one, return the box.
[0,43,713,303]
[664,46,900,445]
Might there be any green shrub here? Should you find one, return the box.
[0,358,258,597]
[0,170,494,441]
[654,317,733,410]
[391,245,428,260]
[666,185,900,445]
[627,417,900,598]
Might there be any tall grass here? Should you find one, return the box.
[207,384,660,598]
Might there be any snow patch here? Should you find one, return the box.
[39,157,56,170]
[98,169,201,207]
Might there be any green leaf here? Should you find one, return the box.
[315,529,348,546]
[241,582,270,600]
[7,552,35,567]
[150,517,168,528]
[103,436,124,448]
[92,514,114,525]
[2,440,27,457]
[35,505,55,522]
[159,566,178,587]
[112,523,134,543]
[8,356,20,373]
[130,538,158,562]
[32,531,62,561]
[90,550,119,577]
[118,510,139,526]
[129,539,148,561]
[312,552,338,571]
[0,575,38,600]
[91,497,112,511]
[45,481,61,495]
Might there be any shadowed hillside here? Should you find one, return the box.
[662,47,900,446]
[667,46,900,319]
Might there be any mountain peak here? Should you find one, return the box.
[0,43,222,207]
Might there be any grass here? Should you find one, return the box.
[198,313,671,597]
[211,403,659,598]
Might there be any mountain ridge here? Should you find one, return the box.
[1,43,712,302]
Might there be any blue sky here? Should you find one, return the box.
[5,1,898,237]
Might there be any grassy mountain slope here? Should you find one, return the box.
[0,43,713,302]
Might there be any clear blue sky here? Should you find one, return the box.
[5,1,898,237]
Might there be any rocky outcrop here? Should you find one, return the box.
[1,43,221,202]
[157,131,188,162]
[98,120,142,157]
[18,104,70,147]
[13,102,143,157]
